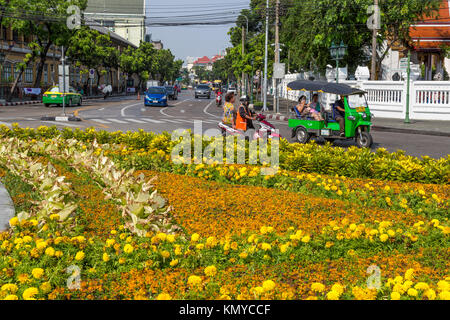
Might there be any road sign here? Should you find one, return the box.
[399,58,409,71]
[58,65,70,92]
[89,69,95,79]
[273,63,285,79]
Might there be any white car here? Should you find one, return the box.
[227,87,237,94]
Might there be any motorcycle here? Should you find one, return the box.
[218,114,282,140]
[215,92,223,107]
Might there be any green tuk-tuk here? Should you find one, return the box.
[287,80,373,148]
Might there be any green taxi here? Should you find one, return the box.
[42,86,82,107]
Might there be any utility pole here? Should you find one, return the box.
[61,45,66,116]
[273,0,280,113]
[370,0,379,80]
[262,0,269,112]
[405,50,411,124]
[241,25,246,96]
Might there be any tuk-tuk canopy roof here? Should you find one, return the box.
[287,80,366,96]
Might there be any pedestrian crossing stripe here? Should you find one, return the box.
[106,118,128,124]
[141,118,164,124]
[90,119,111,124]
[125,118,147,124]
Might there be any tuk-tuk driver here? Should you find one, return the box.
[335,96,346,137]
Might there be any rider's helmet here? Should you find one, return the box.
[240,95,250,103]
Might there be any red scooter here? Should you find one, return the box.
[218,113,282,140]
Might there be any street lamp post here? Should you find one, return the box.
[0,52,5,100]
[329,41,347,84]
[250,58,254,105]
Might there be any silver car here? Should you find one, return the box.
[195,84,211,99]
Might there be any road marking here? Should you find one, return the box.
[163,119,182,123]
[121,102,143,117]
[106,118,128,124]
[203,100,221,119]
[41,121,80,128]
[174,119,193,123]
[160,107,174,118]
[173,98,192,106]
[125,118,147,124]
[90,119,112,124]
[141,118,164,124]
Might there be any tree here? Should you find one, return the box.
[66,27,114,88]
[3,0,88,90]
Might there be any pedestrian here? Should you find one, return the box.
[334,95,346,137]
[235,95,257,139]
[222,92,236,131]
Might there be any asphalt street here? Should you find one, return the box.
[0,90,448,159]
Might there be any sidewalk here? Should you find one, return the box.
[0,93,136,107]
[0,182,14,232]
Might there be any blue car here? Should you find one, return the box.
[144,86,168,107]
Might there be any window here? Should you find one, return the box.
[12,30,19,42]
[2,64,11,81]
[25,67,33,83]
[43,64,48,84]
[13,64,22,82]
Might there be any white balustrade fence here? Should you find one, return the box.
[277,74,450,121]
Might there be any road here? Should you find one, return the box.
[0,90,448,159]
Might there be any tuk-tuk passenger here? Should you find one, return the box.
[295,95,309,118]
[335,96,346,137]
[308,93,322,113]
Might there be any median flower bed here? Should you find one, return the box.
[0,128,448,300]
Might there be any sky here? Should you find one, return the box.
[146,0,250,62]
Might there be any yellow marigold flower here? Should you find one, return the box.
[251,286,264,296]
[49,214,60,221]
[22,287,39,300]
[9,217,19,227]
[3,294,18,300]
[404,268,414,280]
[123,244,134,254]
[55,251,63,258]
[261,243,271,251]
[187,275,202,286]
[156,233,167,241]
[106,239,115,247]
[204,265,217,277]
[160,250,170,259]
[262,280,276,292]
[311,282,325,293]
[230,242,238,250]
[1,283,18,293]
[390,292,401,300]
[166,234,175,243]
[22,236,32,243]
[379,234,389,242]
[45,247,55,257]
[170,259,178,267]
[326,290,340,300]
[387,229,396,237]
[239,252,248,259]
[407,288,418,297]
[437,280,449,292]
[279,244,288,253]
[32,268,44,279]
[219,294,231,300]
[325,241,334,248]
[301,235,311,243]
[102,253,110,262]
[75,251,85,261]
[119,258,126,264]
[174,246,182,256]
[331,283,344,296]
[438,291,450,300]
[414,282,429,291]
[191,233,200,242]
[156,293,172,300]
[36,240,47,250]
[425,289,436,300]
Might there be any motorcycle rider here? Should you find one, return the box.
[235,95,256,139]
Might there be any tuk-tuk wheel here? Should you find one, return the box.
[295,126,310,144]
[356,131,373,148]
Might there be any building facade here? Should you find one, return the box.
[84,0,146,47]
[0,23,138,99]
